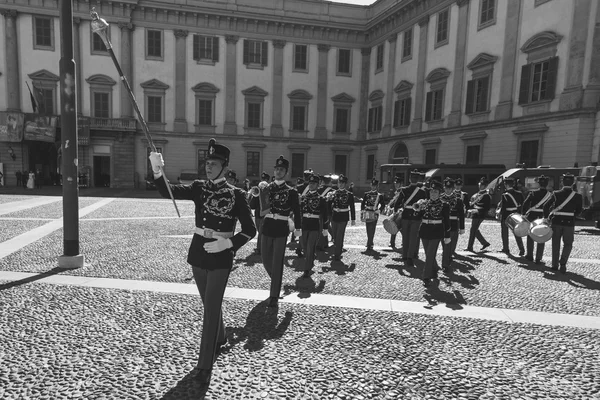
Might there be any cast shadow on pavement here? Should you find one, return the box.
[466,251,509,264]
[283,275,326,299]
[384,261,422,280]
[159,371,208,400]
[576,228,600,236]
[360,248,388,261]
[442,268,479,290]
[423,282,466,310]
[321,261,356,275]
[542,270,600,291]
[0,267,64,291]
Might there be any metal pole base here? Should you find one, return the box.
[58,254,84,269]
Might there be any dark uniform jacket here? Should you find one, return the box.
[329,188,356,222]
[393,184,428,220]
[522,188,552,221]
[417,198,451,240]
[388,189,402,211]
[440,192,465,231]
[361,190,386,215]
[543,187,583,227]
[261,181,302,237]
[300,190,329,231]
[454,189,469,214]
[500,188,524,219]
[154,176,256,269]
[296,182,311,198]
[249,190,263,218]
[468,189,491,219]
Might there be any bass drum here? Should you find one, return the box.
[529,218,553,243]
[361,210,378,223]
[505,213,531,238]
[383,211,401,235]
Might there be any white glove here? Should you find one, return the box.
[149,152,164,174]
[322,229,328,236]
[351,220,356,226]
[294,229,302,237]
[203,237,233,253]
[444,238,451,244]
[459,229,465,235]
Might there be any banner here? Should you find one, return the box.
[0,112,24,142]
[24,114,57,142]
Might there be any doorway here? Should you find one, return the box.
[93,155,111,187]
[27,141,59,185]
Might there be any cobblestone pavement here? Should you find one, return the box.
[1,194,600,399]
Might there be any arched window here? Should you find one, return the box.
[391,142,409,163]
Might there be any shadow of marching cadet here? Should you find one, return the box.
[321,260,356,276]
[423,281,466,310]
[360,248,388,261]
[283,274,326,299]
[0,267,64,291]
[442,268,480,290]
[467,251,509,265]
[159,371,209,400]
[576,228,600,236]
[543,269,600,291]
[384,260,422,280]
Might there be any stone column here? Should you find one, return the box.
[410,15,429,133]
[118,22,134,118]
[314,44,330,140]
[495,0,522,120]
[448,0,471,127]
[583,0,600,108]
[270,39,286,137]
[224,35,239,135]
[382,34,397,137]
[73,17,82,115]
[559,0,592,110]
[173,29,189,132]
[357,47,371,141]
[1,9,20,112]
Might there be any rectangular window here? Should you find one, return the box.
[366,154,375,180]
[291,105,306,131]
[34,17,53,48]
[520,140,539,168]
[375,43,384,71]
[465,145,481,165]
[436,9,449,45]
[197,149,207,179]
[337,49,351,75]
[531,61,550,102]
[334,154,347,176]
[294,44,308,71]
[197,100,213,125]
[402,28,412,59]
[247,103,261,128]
[147,29,162,58]
[393,98,412,127]
[518,57,558,105]
[465,76,490,114]
[291,153,305,178]
[425,90,444,121]
[41,89,54,115]
[147,96,162,123]
[93,92,110,118]
[334,108,350,133]
[193,35,219,62]
[92,26,109,53]
[425,149,437,164]
[480,0,496,25]
[247,151,260,177]
[243,40,268,66]
[367,106,383,133]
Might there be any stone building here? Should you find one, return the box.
[1,0,599,191]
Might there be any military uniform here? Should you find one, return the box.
[261,156,302,306]
[328,174,356,260]
[394,170,428,263]
[316,175,335,250]
[150,139,256,388]
[543,174,583,273]
[441,178,465,271]
[361,178,386,250]
[499,178,525,255]
[293,169,314,256]
[522,175,552,263]
[466,177,491,252]
[387,176,403,249]
[300,174,329,276]
[453,178,469,215]
[249,172,270,255]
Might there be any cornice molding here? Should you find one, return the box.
[0,9,17,18]
[174,29,188,38]
[225,35,239,44]
[273,39,286,48]
[318,44,331,52]
[117,22,135,31]
[85,74,117,86]
[361,47,372,56]
[456,0,471,7]
[28,69,60,82]
[521,31,563,54]
[467,53,499,70]
[192,82,220,93]
[394,80,414,93]
[426,67,451,83]
[418,15,430,27]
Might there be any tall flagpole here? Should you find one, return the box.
[58,0,83,269]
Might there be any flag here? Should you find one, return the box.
[26,81,38,113]
[26,81,46,114]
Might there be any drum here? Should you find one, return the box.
[505,213,531,237]
[383,211,401,234]
[362,210,377,223]
[528,218,553,243]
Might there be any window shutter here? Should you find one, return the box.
[404,97,412,126]
[212,37,219,62]
[193,35,199,60]
[243,40,249,64]
[261,41,268,66]
[465,80,475,115]
[518,64,532,105]
[425,91,433,122]
[368,108,373,132]
[393,100,400,127]
[545,56,559,100]
[377,106,383,131]
[480,76,489,111]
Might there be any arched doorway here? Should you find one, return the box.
[390,142,409,164]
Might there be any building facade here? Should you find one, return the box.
[1,0,600,191]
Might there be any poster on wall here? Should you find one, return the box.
[0,112,24,142]
[23,114,57,142]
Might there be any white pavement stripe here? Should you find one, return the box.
[0,196,62,216]
[82,216,194,221]
[1,270,599,330]
[0,198,115,259]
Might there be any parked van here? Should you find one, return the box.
[576,164,600,228]
[179,170,201,185]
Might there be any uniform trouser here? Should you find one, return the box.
[526,236,545,261]
[192,265,231,369]
[401,219,421,259]
[331,221,348,257]
[442,230,459,267]
[301,230,320,271]
[365,220,377,247]
[317,224,330,249]
[390,233,397,246]
[467,218,489,248]
[255,217,264,251]
[551,225,574,267]
[501,217,525,252]
[421,238,441,279]
[262,235,288,298]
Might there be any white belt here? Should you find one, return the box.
[421,219,442,224]
[195,227,234,239]
[302,213,320,219]
[449,216,458,220]
[553,212,574,216]
[265,213,289,221]
[333,208,349,212]
[474,206,482,209]
[506,207,517,211]
[529,208,542,212]
[404,206,413,209]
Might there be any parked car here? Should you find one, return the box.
[179,170,201,185]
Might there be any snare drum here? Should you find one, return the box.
[362,210,377,223]
[383,211,401,234]
[528,218,552,243]
[505,213,531,237]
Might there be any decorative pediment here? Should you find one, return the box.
[140,79,170,90]
[426,68,451,83]
[85,74,117,86]
[467,53,498,70]
[287,89,313,100]
[192,82,220,93]
[521,31,563,54]
[331,92,356,104]
[28,69,59,82]
[394,80,414,93]
[368,90,384,101]
[242,86,268,97]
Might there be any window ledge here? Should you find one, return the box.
[194,125,216,134]
[33,45,55,51]
[148,122,166,131]
[336,71,352,77]
[145,56,164,61]
[434,39,449,49]
[91,50,110,57]
[289,130,308,138]
[374,67,384,75]
[245,63,264,70]
[466,110,491,123]
[401,54,412,63]
[332,131,351,136]
[477,19,496,31]
[196,59,216,66]
[520,99,553,116]
[393,125,409,133]
[292,68,308,74]
[243,127,265,136]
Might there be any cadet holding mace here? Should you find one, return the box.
[300,173,329,278]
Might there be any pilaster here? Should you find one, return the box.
[410,15,430,133]
[118,22,135,118]
[1,9,20,112]
[357,47,371,141]
[583,0,600,108]
[270,39,286,137]
[495,0,522,120]
[448,0,470,127]
[173,29,189,132]
[224,35,239,135]
[315,44,330,140]
[382,34,397,137]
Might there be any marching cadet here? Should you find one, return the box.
[523,175,552,263]
[149,139,256,391]
[292,169,314,257]
[361,178,386,251]
[288,177,305,246]
[440,178,465,272]
[454,178,469,215]
[249,172,271,255]
[415,180,451,287]
[261,156,302,307]
[499,177,526,256]
[226,170,237,186]
[316,174,335,251]
[465,177,492,252]
[394,170,427,264]
[388,175,403,249]
[543,173,583,273]
[300,173,329,278]
[328,174,356,261]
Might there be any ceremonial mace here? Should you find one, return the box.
[90,8,180,217]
